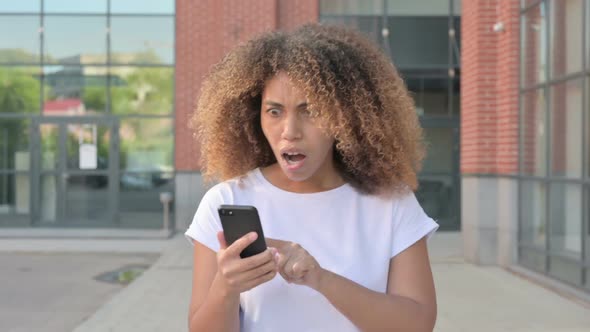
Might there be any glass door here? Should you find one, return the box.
[32,117,118,227]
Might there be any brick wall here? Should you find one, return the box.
[175,0,319,171]
[461,0,520,174]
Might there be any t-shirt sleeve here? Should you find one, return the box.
[390,192,439,258]
[184,184,228,252]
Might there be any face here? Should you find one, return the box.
[260,72,336,184]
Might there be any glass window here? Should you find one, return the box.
[111,0,174,14]
[549,0,583,78]
[549,183,582,257]
[119,118,173,172]
[422,127,454,173]
[520,180,546,248]
[39,175,57,223]
[550,79,583,178]
[0,16,40,64]
[387,17,450,68]
[416,175,457,230]
[0,67,41,114]
[110,17,174,65]
[320,16,381,45]
[548,256,582,285]
[521,4,547,87]
[65,174,110,221]
[320,0,382,16]
[65,123,110,170]
[518,247,545,273]
[0,1,39,13]
[119,172,174,229]
[43,66,108,115]
[521,89,547,176]
[407,77,451,116]
[587,78,590,179]
[44,16,107,64]
[39,124,58,170]
[0,173,31,225]
[111,67,173,115]
[44,0,106,13]
[0,119,31,171]
[386,0,457,16]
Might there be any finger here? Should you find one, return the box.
[235,248,275,272]
[217,231,228,250]
[226,232,258,257]
[292,261,309,279]
[237,259,277,283]
[240,269,277,291]
[266,238,289,249]
[281,255,300,282]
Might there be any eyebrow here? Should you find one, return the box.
[263,100,308,108]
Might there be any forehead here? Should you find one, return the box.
[262,72,306,101]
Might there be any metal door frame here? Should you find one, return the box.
[31,116,119,227]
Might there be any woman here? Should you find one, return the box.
[185,23,438,332]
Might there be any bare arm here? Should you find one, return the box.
[188,232,278,332]
[316,238,437,331]
[188,241,240,332]
[268,237,436,332]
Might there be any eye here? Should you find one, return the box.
[267,108,282,117]
[300,108,316,118]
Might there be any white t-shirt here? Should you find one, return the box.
[185,168,438,332]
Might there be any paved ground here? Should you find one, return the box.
[0,252,158,332]
[69,232,590,332]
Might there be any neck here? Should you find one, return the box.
[262,163,345,194]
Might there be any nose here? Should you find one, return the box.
[281,113,302,141]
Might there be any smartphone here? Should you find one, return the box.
[218,205,267,258]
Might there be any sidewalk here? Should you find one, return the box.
[72,233,590,332]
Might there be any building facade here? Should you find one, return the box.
[0,0,588,294]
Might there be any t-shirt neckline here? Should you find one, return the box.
[253,167,350,198]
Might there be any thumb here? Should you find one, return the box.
[217,231,228,250]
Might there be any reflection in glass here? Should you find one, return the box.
[66,124,110,170]
[111,67,173,115]
[44,16,106,64]
[422,127,454,173]
[111,0,175,14]
[550,79,582,178]
[416,175,457,229]
[119,118,173,171]
[0,1,39,13]
[520,180,546,248]
[44,0,106,13]
[119,172,173,228]
[0,119,31,171]
[406,77,452,117]
[549,0,583,78]
[521,4,547,87]
[0,173,28,213]
[111,17,174,65]
[0,67,41,113]
[40,124,58,170]
[43,66,108,115]
[549,183,582,256]
[40,175,57,222]
[0,16,40,63]
[548,256,582,286]
[518,248,545,273]
[521,89,546,176]
[320,0,381,15]
[65,174,109,221]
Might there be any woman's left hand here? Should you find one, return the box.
[266,238,324,290]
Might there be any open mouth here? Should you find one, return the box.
[282,152,306,165]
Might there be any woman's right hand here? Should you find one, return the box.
[212,231,279,298]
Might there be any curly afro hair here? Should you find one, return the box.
[191,23,425,195]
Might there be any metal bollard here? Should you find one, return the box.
[159,192,173,231]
